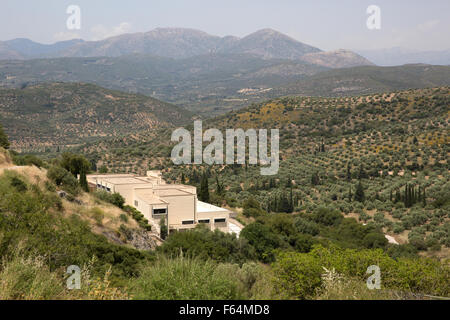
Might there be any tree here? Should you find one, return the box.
[358,164,367,180]
[215,176,224,196]
[111,193,125,209]
[240,222,283,262]
[79,167,89,192]
[354,181,365,202]
[99,165,108,174]
[346,162,352,181]
[60,152,91,177]
[0,123,10,149]
[199,173,210,202]
[160,216,168,240]
[311,172,320,186]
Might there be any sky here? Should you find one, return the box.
[1,0,449,51]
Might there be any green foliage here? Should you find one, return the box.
[240,222,285,263]
[0,172,152,283]
[272,244,450,299]
[11,154,45,168]
[79,168,89,192]
[354,181,365,202]
[272,251,323,299]
[158,227,256,264]
[0,123,9,149]
[243,197,266,217]
[129,256,273,300]
[199,172,210,202]
[310,207,343,226]
[0,254,65,300]
[123,205,151,231]
[47,165,80,195]
[94,190,125,209]
[60,152,91,177]
[159,216,168,240]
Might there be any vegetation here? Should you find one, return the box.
[1,86,449,300]
[0,122,9,149]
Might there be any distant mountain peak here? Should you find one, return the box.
[0,28,373,66]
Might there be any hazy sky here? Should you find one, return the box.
[1,0,449,51]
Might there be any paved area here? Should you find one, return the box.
[228,220,242,237]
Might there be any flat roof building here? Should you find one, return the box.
[86,171,230,235]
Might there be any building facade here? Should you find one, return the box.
[86,171,230,235]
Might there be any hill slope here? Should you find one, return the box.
[275,64,450,96]
[0,82,192,151]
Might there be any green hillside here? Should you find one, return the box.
[1,87,449,300]
[73,87,450,260]
[275,64,450,96]
[0,82,192,151]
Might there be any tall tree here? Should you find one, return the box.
[354,181,365,202]
[79,168,89,192]
[199,173,210,202]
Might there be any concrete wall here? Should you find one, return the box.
[162,194,196,229]
[197,211,229,233]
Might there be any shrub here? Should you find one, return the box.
[158,227,256,264]
[91,207,105,226]
[129,256,248,300]
[94,191,125,209]
[272,251,322,299]
[240,222,284,263]
[47,166,80,195]
[0,255,65,300]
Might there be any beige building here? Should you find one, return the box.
[86,171,230,235]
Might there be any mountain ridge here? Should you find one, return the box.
[0,27,371,68]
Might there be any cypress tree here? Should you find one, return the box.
[80,168,89,192]
[199,173,210,202]
[354,181,365,202]
[0,123,10,149]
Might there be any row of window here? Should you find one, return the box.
[97,184,111,192]
[182,218,226,225]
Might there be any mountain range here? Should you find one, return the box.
[0,28,372,68]
[1,28,449,117]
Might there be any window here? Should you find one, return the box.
[214,218,226,223]
[153,208,167,215]
[106,187,111,192]
[198,219,210,223]
[182,220,194,225]
[134,200,139,207]
[97,184,101,188]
